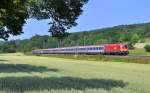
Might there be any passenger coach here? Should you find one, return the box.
[32,43,129,56]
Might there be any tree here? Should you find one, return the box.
[129,33,140,49]
[47,37,58,48]
[30,35,49,49]
[0,0,88,40]
[144,45,150,52]
[17,39,31,52]
[2,41,17,53]
[0,0,28,40]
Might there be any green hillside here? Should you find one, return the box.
[46,22,150,49]
[0,22,150,53]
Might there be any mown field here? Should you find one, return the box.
[34,54,150,64]
[129,48,150,56]
[0,53,150,93]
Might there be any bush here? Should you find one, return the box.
[139,39,145,43]
[128,42,134,49]
[144,45,150,52]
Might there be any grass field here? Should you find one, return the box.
[129,48,150,56]
[0,53,150,93]
[132,37,150,56]
[35,54,150,64]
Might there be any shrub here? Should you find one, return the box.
[128,42,134,49]
[139,39,145,43]
[144,45,150,52]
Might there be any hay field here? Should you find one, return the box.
[0,53,150,93]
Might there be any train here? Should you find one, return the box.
[32,43,129,56]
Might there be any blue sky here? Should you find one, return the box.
[11,0,150,40]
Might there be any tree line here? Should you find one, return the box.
[0,22,150,53]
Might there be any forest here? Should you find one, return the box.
[0,22,150,53]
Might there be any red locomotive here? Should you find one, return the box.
[32,43,129,56]
[104,43,129,55]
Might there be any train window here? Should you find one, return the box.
[123,45,128,49]
[99,47,104,50]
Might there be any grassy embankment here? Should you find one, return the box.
[34,54,150,64]
[0,53,150,93]
[129,48,150,56]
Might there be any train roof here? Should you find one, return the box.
[33,43,128,51]
[34,45,105,51]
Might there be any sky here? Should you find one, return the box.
[10,0,150,40]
